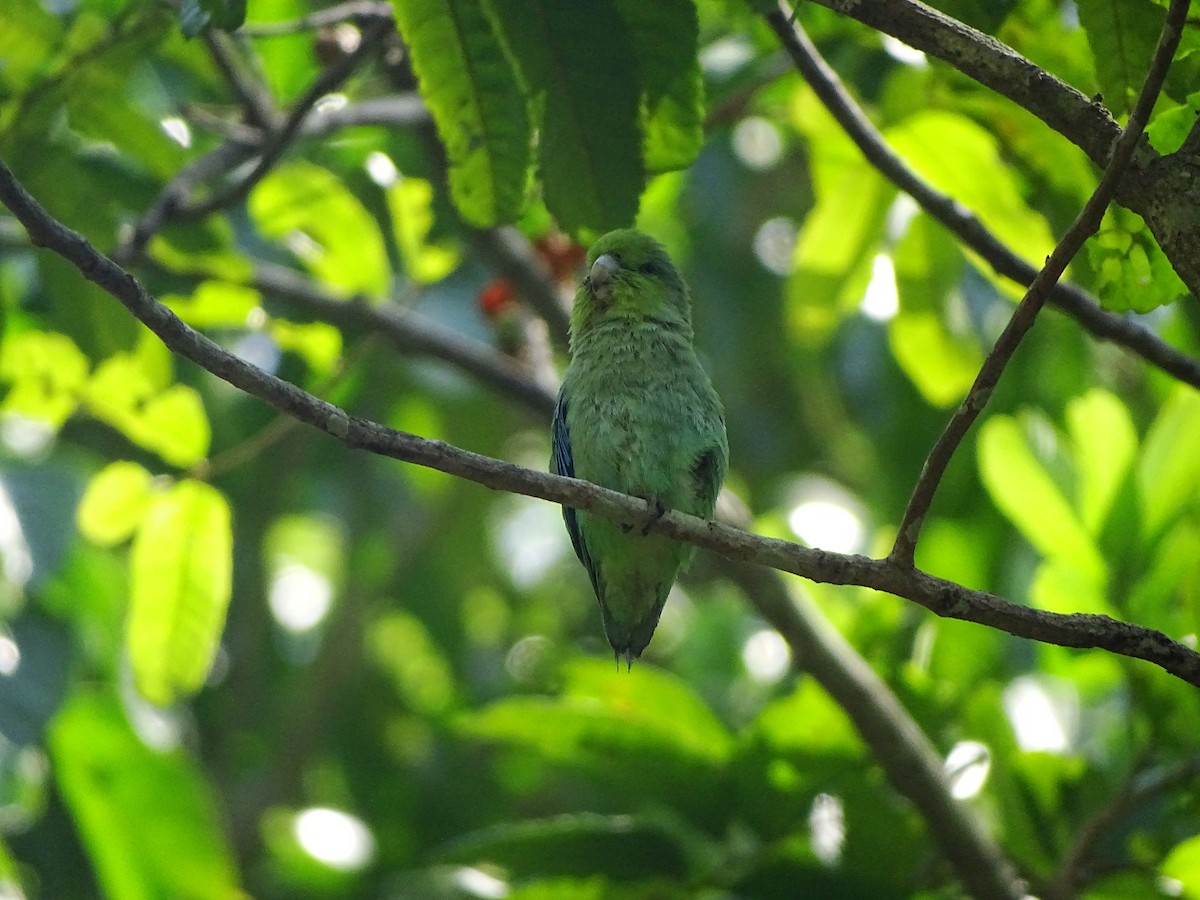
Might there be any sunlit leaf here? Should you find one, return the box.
[50,688,240,899]
[77,461,155,547]
[396,0,531,227]
[385,177,461,284]
[788,161,894,342]
[0,331,88,428]
[1162,833,1200,898]
[164,282,260,329]
[127,480,232,706]
[368,611,457,715]
[885,111,1055,282]
[249,161,390,297]
[977,415,1106,581]
[1065,389,1137,535]
[889,311,983,407]
[268,320,342,376]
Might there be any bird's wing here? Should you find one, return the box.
[552,389,601,596]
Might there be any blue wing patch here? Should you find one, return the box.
[552,389,601,597]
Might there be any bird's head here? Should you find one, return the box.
[571,229,692,340]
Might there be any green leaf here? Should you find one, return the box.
[889,311,983,408]
[0,330,89,428]
[1064,389,1137,534]
[368,611,457,715]
[486,0,643,236]
[395,0,531,227]
[84,355,211,468]
[787,161,894,343]
[50,688,240,900]
[753,679,863,757]
[77,461,155,547]
[1162,833,1200,898]
[1076,0,1163,117]
[885,111,1055,283]
[385,176,462,284]
[137,386,211,468]
[165,281,260,330]
[1137,385,1200,540]
[127,480,233,706]
[459,659,731,818]
[249,161,391,297]
[612,0,704,173]
[977,415,1106,582]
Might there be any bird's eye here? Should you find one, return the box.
[638,261,661,276]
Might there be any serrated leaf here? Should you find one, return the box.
[50,689,240,898]
[127,480,232,706]
[77,462,155,547]
[977,415,1106,582]
[396,0,531,227]
[249,161,390,297]
[486,0,643,236]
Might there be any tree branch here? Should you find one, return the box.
[3,159,1199,691]
[723,562,1025,899]
[806,0,1122,167]
[889,0,1188,566]
[763,4,1200,392]
[243,260,557,414]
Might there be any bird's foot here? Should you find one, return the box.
[640,497,667,536]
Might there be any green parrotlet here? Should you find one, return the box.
[551,229,728,666]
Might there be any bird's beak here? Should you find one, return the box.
[587,253,619,306]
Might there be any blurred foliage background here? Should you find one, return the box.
[1,0,1200,898]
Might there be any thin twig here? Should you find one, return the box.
[241,259,557,414]
[176,18,392,222]
[203,30,278,131]
[762,4,1200,392]
[116,93,429,263]
[4,159,1200,690]
[888,0,1189,567]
